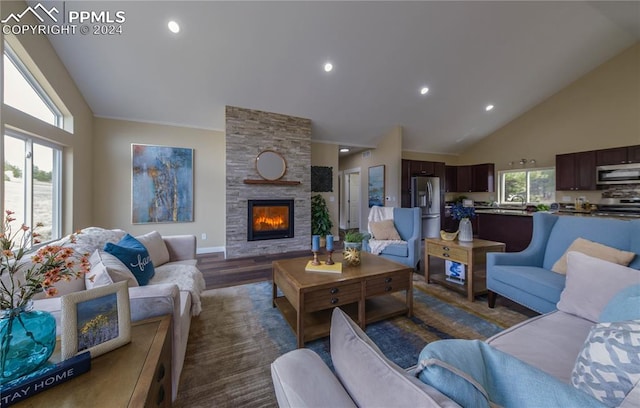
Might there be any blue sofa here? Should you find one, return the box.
[363,207,422,270]
[487,212,640,314]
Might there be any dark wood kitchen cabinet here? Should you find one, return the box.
[445,166,457,193]
[596,145,640,165]
[477,213,533,252]
[555,151,596,191]
[472,163,495,192]
[401,159,445,209]
[456,165,473,192]
[451,164,494,193]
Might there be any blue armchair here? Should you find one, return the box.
[363,207,422,270]
[487,212,640,314]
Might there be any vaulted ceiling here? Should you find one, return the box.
[38,1,640,155]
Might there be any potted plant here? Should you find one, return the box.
[342,230,370,266]
[311,194,333,246]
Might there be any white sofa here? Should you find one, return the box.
[17,227,205,401]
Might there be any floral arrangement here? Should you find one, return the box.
[450,203,476,220]
[0,210,90,310]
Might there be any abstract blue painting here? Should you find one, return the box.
[132,144,194,223]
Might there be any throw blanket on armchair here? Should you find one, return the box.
[150,264,206,315]
[368,239,406,255]
[367,206,406,255]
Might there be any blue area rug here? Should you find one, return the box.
[247,279,525,369]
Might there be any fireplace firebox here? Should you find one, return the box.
[247,199,294,241]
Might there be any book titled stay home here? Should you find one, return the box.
[0,351,91,407]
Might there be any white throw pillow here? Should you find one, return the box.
[89,249,139,288]
[85,251,114,289]
[557,252,640,322]
[136,231,170,267]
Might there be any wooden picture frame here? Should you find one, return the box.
[61,281,131,359]
[368,165,385,207]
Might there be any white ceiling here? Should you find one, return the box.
[38,1,640,155]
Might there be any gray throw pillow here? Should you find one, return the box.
[329,308,458,408]
[557,252,640,322]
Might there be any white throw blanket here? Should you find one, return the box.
[368,239,406,255]
[367,206,405,255]
[150,264,206,316]
[368,206,394,234]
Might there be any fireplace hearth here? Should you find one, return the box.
[247,199,294,241]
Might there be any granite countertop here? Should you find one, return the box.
[474,208,639,220]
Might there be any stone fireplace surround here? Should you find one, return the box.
[225,106,312,259]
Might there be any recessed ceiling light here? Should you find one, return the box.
[340,147,350,153]
[420,87,429,95]
[324,62,333,72]
[168,21,180,34]
[485,104,494,111]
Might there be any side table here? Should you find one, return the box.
[425,238,505,301]
[11,315,172,408]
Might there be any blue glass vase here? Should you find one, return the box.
[0,301,56,385]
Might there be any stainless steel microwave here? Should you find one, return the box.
[596,163,640,185]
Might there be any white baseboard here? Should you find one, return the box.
[196,246,225,255]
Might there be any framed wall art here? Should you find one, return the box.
[368,165,385,208]
[132,144,194,224]
[61,281,131,359]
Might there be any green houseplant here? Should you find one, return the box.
[311,194,333,245]
[342,230,369,267]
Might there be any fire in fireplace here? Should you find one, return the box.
[247,199,294,241]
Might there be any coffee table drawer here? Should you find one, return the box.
[365,272,410,297]
[304,282,361,312]
[427,244,467,263]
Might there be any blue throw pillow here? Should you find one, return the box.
[599,284,640,323]
[104,234,155,285]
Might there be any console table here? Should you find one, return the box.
[425,238,505,301]
[11,315,172,408]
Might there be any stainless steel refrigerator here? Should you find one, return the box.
[411,176,441,238]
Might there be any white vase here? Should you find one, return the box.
[458,218,473,242]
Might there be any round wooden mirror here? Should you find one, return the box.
[256,150,286,181]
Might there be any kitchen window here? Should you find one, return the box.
[499,168,556,205]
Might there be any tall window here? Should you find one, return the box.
[3,133,62,243]
[3,43,64,243]
[3,45,62,127]
[499,168,556,205]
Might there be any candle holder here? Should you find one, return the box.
[325,250,334,265]
[311,251,321,265]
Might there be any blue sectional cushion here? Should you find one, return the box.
[104,234,155,285]
[490,265,565,303]
[380,243,408,257]
[599,284,640,323]
[416,339,606,408]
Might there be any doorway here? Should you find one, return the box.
[340,169,361,231]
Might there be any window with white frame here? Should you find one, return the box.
[3,133,62,243]
[499,168,556,205]
[3,43,64,244]
[3,44,63,128]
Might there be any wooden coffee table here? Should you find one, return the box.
[272,251,413,347]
